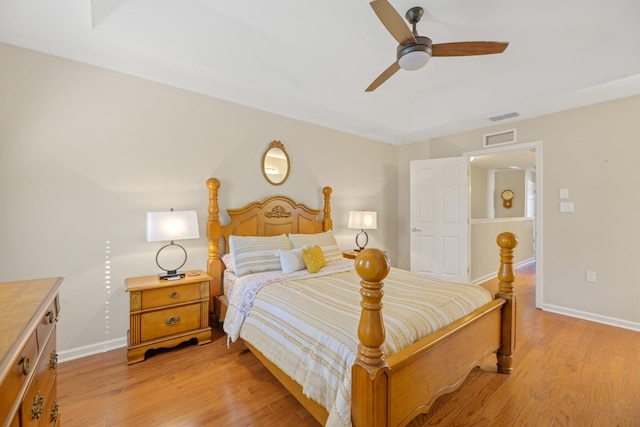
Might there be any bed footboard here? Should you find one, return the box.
[352,232,518,426]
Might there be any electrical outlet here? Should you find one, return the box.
[560,202,574,212]
[586,271,596,282]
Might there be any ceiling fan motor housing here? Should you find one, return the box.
[397,36,432,70]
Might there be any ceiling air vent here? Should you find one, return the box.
[483,128,517,148]
[489,112,520,122]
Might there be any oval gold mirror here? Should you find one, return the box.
[262,140,290,186]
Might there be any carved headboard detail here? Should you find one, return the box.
[205,178,333,319]
[265,205,292,219]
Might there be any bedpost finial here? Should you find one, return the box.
[497,232,518,250]
[355,248,389,372]
[322,186,332,196]
[355,248,390,283]
[207,178,220,190]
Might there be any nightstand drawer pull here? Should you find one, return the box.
[46,310,55,323]
[169,291,180,299]
[164,316,181,326]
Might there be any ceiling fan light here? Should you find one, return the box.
[398,50,430,70]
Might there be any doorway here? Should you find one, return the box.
[464,141,542,309]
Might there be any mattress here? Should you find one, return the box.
[225,263,493,426]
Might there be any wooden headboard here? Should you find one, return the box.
[205,178,333,318]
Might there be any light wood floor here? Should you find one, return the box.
[58,263,640,426]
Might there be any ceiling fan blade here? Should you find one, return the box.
[432,41,509,57]
[369,0,416,45]
[365,61,401,92]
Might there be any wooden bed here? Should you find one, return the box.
[205,177,517,426]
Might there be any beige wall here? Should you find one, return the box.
[494,169,526,218]
[399,95,640,328]
[470,165,489,219]
[471,167,528,219]
[3,40,639,358]
[0,43,399,358]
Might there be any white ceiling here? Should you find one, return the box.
[2,0,640,144]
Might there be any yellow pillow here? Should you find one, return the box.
[302,245,326,274]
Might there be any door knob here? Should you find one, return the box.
[411,227,422,232]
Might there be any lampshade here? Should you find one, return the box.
[398,50,431,71]
[146,210,200,242]
[348,211,377,230]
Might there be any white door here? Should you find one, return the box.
[410,157,469,282]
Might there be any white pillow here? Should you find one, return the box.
[288,230,342,263]
[276,247,306,274]
[229,234,290,276]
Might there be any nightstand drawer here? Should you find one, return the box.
[140,304,201,341]
[141,283,202,309]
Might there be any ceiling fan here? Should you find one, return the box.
[366,0,509,92]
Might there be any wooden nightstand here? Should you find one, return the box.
[125,270,212,364]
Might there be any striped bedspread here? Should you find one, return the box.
[237,266,493,426]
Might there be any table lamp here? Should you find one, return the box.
[146,209,200,279]
[348,211,377,251]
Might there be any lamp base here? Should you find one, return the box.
[159,271,185,280]
[155,241,188,280]
[354,230,369,252]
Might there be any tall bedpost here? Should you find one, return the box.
[322,186,333,231]
[495,232,518,374]
[352,248,391,426]
[206,178,222,300]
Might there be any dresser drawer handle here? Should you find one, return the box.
[169,291,180,299]
[31,391,44,420]
[46,310,55,323]
[19,355,30,375]
[50,401,60,422]
[49,351,58,370]
[164,316,181,326]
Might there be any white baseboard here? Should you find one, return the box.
[541,304,640,332]
[470,257,640,332]
[58,336,127,363]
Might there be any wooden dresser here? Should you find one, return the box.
[125,270,212,364]
[0,277,62,427]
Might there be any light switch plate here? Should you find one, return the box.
[559,188,569,199]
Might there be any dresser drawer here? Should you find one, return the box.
[141,282,202,309]
[0,329,38,420]
[140,303,201,341]
[21,327,57,426]
[41,376,59,427]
